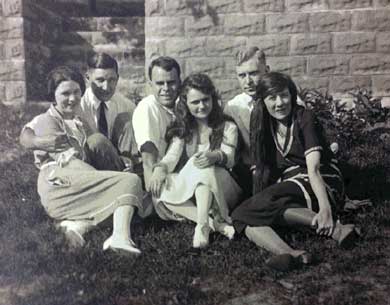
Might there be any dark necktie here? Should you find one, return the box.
[98,102,108,137]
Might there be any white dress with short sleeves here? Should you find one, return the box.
[157,121,242,222]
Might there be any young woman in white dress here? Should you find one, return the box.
[149,73,242,248]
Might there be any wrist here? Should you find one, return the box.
[152,162,168,174]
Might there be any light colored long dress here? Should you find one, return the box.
[156,121,242,222]
[32,105,145,224]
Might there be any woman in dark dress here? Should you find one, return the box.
[231,72,356,270]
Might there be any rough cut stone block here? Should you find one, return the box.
[329,0,372,9]
[290,34,331,55]
[165,0,192,16]
[330,76,372,94]
[267,56,307,75]
[351,55,390,74]
[213,79,240,102]
[4,39,24,59]
[248,35,290,56]
[243,0,284,12]
[97,17,144,33]
[0,82,5,100]
[5,81,25,103]
[334,32,375,54]
[146,17,185,37]
[146,0,161,16]
[286,0,328,11]
[2,0,22,16]
[0,17,23,40]
[266,13,309,33]
[165,37,206,57]
[374,0,390,6]
[145,38,166,60]
[186,58,226,78]
[0,60,25,81]
[118,64,145,82]
[186,15,224,36]
[377,33,390,52]
[224,14,265,35]
[309,12,351,33]
[0,42,4,60]
[63,17,98,32]
[372,75,390,95]
[294,77,329,93]
[208,0,242,13]
[206,37,246,57]
[308,55,350,76]
[352,10,390,31]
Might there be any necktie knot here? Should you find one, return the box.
[98,102,108,137]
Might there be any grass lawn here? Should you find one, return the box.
[1,103,390,305]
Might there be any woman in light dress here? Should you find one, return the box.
[23,66,146,255]
[150,73,242,248]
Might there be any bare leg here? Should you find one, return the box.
[193,185,213,248]
[103,205,141,255]
[283,208,316,227]
[165,200,215,230]
[245,226,304,256]
[283,208,356,246]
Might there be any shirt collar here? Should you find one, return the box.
[88,87,112,111]
[152,95,175,116]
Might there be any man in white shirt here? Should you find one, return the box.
[224,47,269,198]
[132,56,181,192]
[20,52,138,172]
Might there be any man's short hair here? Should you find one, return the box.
[148,56,181,81]
[87,52,118,74]
[235,46,266,67]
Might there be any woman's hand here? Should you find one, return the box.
[149,166,168,198]
[311,207,334,236]
[193,151,219,169]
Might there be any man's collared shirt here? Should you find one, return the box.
[132,95,175,161]
[224,92,253,165]
[80,87,136,140]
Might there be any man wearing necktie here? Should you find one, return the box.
[20,52,138,173]
[224,47,269,199]
[80,52,138,172]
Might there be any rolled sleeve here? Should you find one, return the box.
[132,102,162,152]
[220,121,238,168]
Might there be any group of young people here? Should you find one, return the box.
[20,47,357,271]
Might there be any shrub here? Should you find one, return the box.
[300,88,390,200]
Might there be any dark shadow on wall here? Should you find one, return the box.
[185,0,219,25]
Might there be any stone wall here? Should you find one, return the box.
[41,0,146,101]
[145,0,390,102]
[0,0,26,106]
[0,0,145,105]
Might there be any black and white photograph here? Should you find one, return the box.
[1,0,390,304]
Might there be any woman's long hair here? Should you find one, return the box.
[166,73,229,149]
[251,72,298,193]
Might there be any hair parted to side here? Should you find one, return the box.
[148,56,181,81]
[87,52,118,74]
[47,66,86,103]
[235,46,266,67]
[165,73,229,149]
[250,72,298,194]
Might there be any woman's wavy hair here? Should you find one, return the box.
[250,72,298,193]
[165,73,228,149]
[47,66,86,103]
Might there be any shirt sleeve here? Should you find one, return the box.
[22,115,40,133]
[132,101,162,152]
[159,137,184,173]
[300,110,323,157]
[220,121,238,168]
